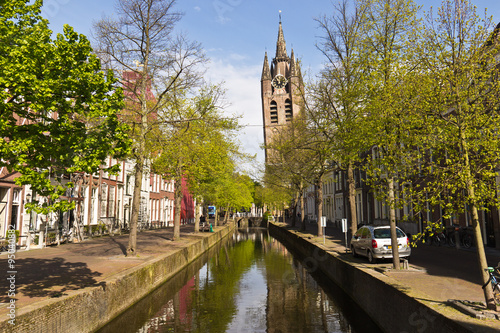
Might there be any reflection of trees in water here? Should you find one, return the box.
[98,228,380,333]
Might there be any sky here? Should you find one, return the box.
[42,0,500,178]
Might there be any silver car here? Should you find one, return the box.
[351,225,411,263]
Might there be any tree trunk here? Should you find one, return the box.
[316,176,324,237]
[214,208,219,227]
[127,156,143,255]
[470,202,496,310]
[194,200,201,233]
[173,170,182,241]
[388,176,400,269]
[347,163,358,236]
[300,183,306,231]
[224,204,230,224]
[292,190,299,227]
[128,70,149,255]
[458,130,496,309]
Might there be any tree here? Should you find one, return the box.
[208,173,255,223]
[93,0,207,254]
[314,0,371,236]
[264,112,317,230]
[0,0,129,215]
[415,0,500,310]
[152,85,240,240]
[302,112,336,238]
[360,0,421,269]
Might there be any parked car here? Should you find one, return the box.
[351,225,411,263]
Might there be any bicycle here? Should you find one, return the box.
[425,227,447,246]
[447,226,473,249]
[482,265,500,304]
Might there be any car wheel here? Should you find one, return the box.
[351,245,358,258]
[368,251,377,264]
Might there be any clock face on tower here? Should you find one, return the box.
[272,74,288,90]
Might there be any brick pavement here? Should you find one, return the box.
[0,224,218,322]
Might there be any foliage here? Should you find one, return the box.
[314,0,373,234]
[152,84,247,234]
[414,0,500,214]
[0,0,130,214]
[93,0,206,252]
[205,172,255,214]
[354,0,422,269]
[412,0,500,309]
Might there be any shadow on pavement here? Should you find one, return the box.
[0,257,102,301]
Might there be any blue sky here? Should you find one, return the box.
[42,0,500,176]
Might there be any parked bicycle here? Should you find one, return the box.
[447,225,473,249]
[425,227,447,246]
[60,227,73,244]
[482,264,500,304]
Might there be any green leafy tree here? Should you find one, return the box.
[270,101,333,236]
[210,173,255,223]
[0,0,129,215]
[93,0,207,253]
[314,0,371,235]
[415,0,500,310]
[264,113,316,230]
[360,0,421,269]
[152,85,241,239]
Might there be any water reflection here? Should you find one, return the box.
[97,228,382,333]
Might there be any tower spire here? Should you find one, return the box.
[290,48,296,76]
[275,13,288,62]
[261,52,271,81]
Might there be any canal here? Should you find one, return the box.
[97,228,382,333]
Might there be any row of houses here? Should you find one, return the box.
[302,151,500,250]
[0,158,196,247]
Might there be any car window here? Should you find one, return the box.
[373,228,390,239]
[361,228,370,239]
[373,228,406,238]
[354,229,363,238]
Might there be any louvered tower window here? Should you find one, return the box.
[270,101,278,124]
[285,99,292,121]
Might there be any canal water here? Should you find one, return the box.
[97,228,382,333]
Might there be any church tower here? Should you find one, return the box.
[261,18,303,162]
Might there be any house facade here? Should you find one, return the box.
[303,157,500,250]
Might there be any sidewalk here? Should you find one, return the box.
[0,224,221,323]
[280,219,500,332]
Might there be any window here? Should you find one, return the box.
[108,186,115,217]
[374,228,405,239]
[100,184,108,217]
[285,99,292,121]
[270,101,278,124]
[126,175,132,195]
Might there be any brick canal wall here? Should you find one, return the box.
[269,223,473,333]
[2,225,234,333]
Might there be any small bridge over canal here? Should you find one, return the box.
[235,217,267,228]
